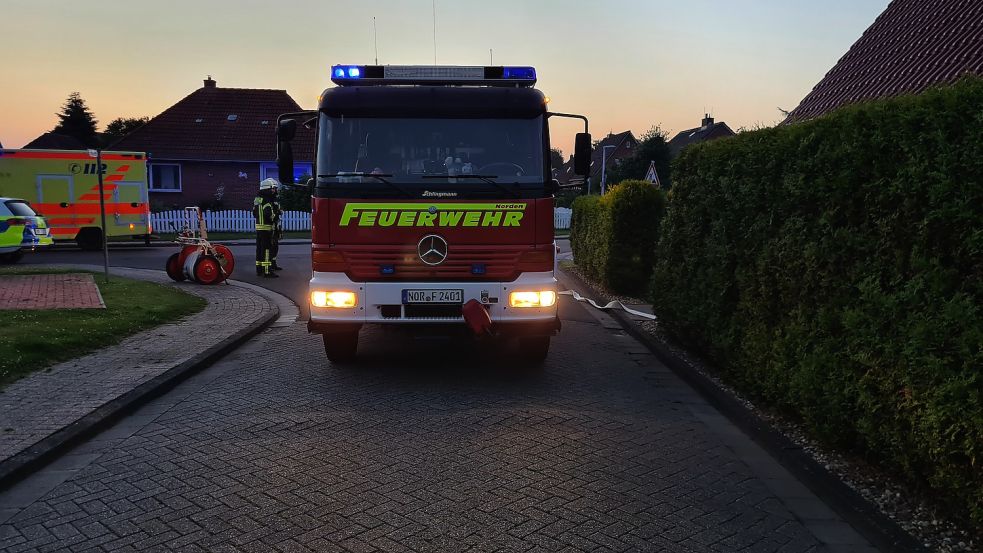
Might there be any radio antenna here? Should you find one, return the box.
[490,48,493,64]
[373,17,378,64]
[432,0,437,64]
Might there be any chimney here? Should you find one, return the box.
[701,113,714,129]
[204,75,216,88]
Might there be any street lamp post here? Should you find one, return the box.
[600,145,616,194]
[88,148,110,283]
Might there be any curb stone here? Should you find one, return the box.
[0,268,280,492]
[557,267,925,553]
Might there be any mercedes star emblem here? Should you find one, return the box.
[417,234,449,266]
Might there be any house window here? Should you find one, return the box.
[150,164,181,192]
[261,162,312,182]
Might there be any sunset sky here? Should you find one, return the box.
[0,0,888,155]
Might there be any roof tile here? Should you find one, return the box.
[784,0,983,123]
[113,84,314,161]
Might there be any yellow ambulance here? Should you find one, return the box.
[0,149,151,249]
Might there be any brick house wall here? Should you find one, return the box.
[114,78,315,213]
[148,160,266,211]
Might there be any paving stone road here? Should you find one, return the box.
[0,269,275,468]
[0,288,872,552]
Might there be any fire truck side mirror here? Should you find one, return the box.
[278,119,297,141]
[277,119,297,185]
[574,132,591,176]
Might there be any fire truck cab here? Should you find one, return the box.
[277,65,590,363]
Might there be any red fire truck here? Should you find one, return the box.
[276,65,590,363]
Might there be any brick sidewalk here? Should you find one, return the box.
[0,269,276,468]
[0,274,104,310]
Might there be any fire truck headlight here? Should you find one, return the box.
[311,291,358,308]
[509,290,557,308]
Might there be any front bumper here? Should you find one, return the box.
[309,270,559,330]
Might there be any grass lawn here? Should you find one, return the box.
[0,268,206,389]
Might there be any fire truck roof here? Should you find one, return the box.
[318,86,547,118]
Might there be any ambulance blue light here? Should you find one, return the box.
[502,66,536,80]
[380,264,395,275]
[471,263,487,275]
[349,67,361,78]
[333,67,345,78]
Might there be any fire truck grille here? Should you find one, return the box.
[342,246,526,281]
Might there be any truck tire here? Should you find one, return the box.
[518,336,550,365]
[323,331,358,364]
[76,227,103,251]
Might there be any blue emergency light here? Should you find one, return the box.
[330,65,537,87]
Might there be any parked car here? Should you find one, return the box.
[0,197,54,263]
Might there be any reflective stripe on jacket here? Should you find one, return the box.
[253,196,274,231]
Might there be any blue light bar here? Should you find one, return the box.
[502,66,536,80]
[331,65,364,81]
[329,65,537,87]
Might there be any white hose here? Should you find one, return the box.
[558,289,657,320]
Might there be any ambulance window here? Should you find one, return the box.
[4,201,37,217]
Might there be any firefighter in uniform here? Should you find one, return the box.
[271,181,284,271]
[253,178,278,278]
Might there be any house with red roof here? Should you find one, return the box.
[783,0,983,123]
[113,77,314,210]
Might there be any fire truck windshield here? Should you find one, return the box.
[316,113,545,197]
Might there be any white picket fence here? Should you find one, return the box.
[151,207,575,233]
[554,207,572,230]
[150,210,311,233]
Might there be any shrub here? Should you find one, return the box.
[652,77,983,524]
[571,180,666,295]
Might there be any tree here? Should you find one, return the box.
[549,148,564,176]
[607,125,672,188]
[52,92,98,147]
[102,117,149,146]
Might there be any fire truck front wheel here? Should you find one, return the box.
[322,331,359,364]
[517,336,550,365]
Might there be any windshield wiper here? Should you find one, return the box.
[422,174,521,198]
[317,173,411,197]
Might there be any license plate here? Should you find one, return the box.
[402,289,463,304]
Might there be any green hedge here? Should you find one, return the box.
[571,180,666,295]
[653,78,983,523]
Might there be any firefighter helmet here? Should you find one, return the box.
[260,178,279,191]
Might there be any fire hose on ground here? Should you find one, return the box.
[557,289,658,320]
